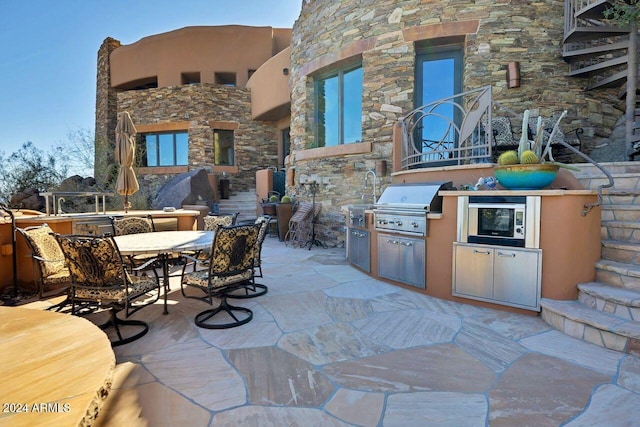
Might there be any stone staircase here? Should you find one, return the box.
[540,162,640,354]
[216,190,258,224]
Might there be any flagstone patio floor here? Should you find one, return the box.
[32,238,640,426]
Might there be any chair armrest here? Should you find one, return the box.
[32,255,65,263]
[132,257,160,280]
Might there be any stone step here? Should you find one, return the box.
[600,190,640,205]
[226,191,258,201]
[572,161,640,180]
[540,297,640,354]
[601,220,640,244]
[601,205,640,222]
[601,239,640,266]
[216,190,258,223]
[578,282,640,317]
[595,259,640,291]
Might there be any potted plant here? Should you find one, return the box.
[494,110,577,190]
[260,193,280,216]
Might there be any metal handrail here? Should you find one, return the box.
[551,128,615,216]
[400,85,494,169]
[399,85,614,215]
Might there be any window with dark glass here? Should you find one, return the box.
[314,63,362,148]
[143,132,188,167]
[213,129,234,165]
[215,72,236,86]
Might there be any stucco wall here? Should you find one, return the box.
[289,0,625,246]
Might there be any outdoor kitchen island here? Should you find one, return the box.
[347,167,602,315]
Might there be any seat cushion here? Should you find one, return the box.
[183,269,253,289]
[74,275,158,302]
[42,267,71,286]
[25,225,66,277]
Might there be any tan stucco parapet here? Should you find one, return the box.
[402,20,480,42]
[299,37,377,77]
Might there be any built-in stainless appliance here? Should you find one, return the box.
[374,182,453,235]
[347,205,371,272]
[454,194,542,310]
[373,181,453,289]
[458,195,541,249]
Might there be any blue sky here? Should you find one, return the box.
[0,0,301,160]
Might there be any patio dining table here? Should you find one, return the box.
[114,230,214,315]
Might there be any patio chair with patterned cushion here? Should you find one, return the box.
[226,216,269,299]
[54,233,161,346]
[179,213,239,269]
[16,224,71,300]
[110,215,156,235]
[109,215,157,273]
[203,213,238,232]
[179,224,261,329]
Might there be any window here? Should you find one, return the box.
[415,44,463,165]
[143,132,188,166]
[314,63,362,148]
[181,72,201,85]
[215,72,236,86]
[213,129,234,165]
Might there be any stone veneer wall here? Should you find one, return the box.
[117,84,279,204]
[95,37,122,188]
[289,0,626,246]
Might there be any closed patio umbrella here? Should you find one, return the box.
[115,111,139,213]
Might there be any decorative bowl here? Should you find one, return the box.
[494,163,559,190]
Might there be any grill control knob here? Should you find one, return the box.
[411,222,419,228]
[395,221,403,226]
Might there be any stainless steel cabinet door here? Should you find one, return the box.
[493,247,541,309]
[378,234,425,289]
[453,243,494,299]
[348,228,370,272]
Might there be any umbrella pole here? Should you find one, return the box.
[124,195,130,213]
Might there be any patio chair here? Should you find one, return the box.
[110,215,155,235]
[109,215,157,273]
[284,202,320,248]
[226,215,270,299]
[203,212,238,231]
[16,224,71,301]
[180,212,240,268]
[179,224,261,329]
[54,233,161,346]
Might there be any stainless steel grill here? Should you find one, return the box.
[374,181,453,236]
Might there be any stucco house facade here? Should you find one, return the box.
[95,0,633,246]
[95,25,292,207]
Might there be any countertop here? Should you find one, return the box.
[439,189,598,196]
[11,209,202,224]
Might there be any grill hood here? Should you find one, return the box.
[375,181,453,213]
